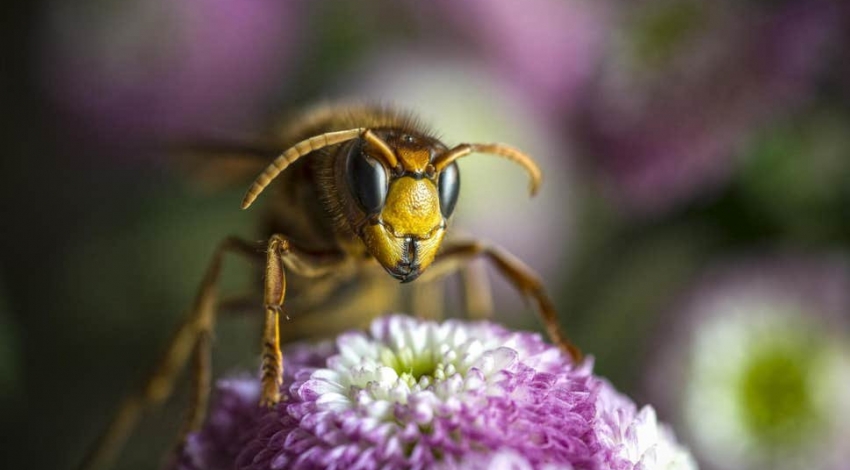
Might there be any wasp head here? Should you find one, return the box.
[346,130,459,283]
[241,121,539,283]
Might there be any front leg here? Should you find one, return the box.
[260,234,345,406]
[431,240,583,362]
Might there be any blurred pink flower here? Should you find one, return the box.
[435,0,611,116]
[39,0,302,153]
[577,0,842,216]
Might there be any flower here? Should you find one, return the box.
[647,256,850,470]
[576,0,843,216]
[432,0,610,116]
[38,0,302,153]
[176,315,696,470]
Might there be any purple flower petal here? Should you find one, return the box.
[177,315,696,470]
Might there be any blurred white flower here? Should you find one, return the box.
[648,256,850,470]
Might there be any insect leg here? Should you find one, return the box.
[412,262,492,321]
[412,254,491,319]
[460,260,494,320]
[260,234,345,406]
[277,270,400,343]
[430,240,583,362]
[77,236,262,470]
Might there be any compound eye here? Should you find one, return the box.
[438,161,460,218]
[346,140,388,214]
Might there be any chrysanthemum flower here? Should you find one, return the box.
[576,0,842,216]
[177,315,696,470]
[647,256,850,470]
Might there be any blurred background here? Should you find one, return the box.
[1,0,849,469]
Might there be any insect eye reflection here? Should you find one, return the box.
[346,139,389,214]
[438,161,460,218]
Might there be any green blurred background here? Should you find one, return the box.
[1,1,848,469]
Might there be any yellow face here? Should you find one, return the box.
[346,130,459,282]
[361,177,446,282]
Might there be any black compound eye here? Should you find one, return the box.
[346,140,388,214]
[438,162,460,218]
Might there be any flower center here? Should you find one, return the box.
[737,344,817,445]
[379,345,442,385]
